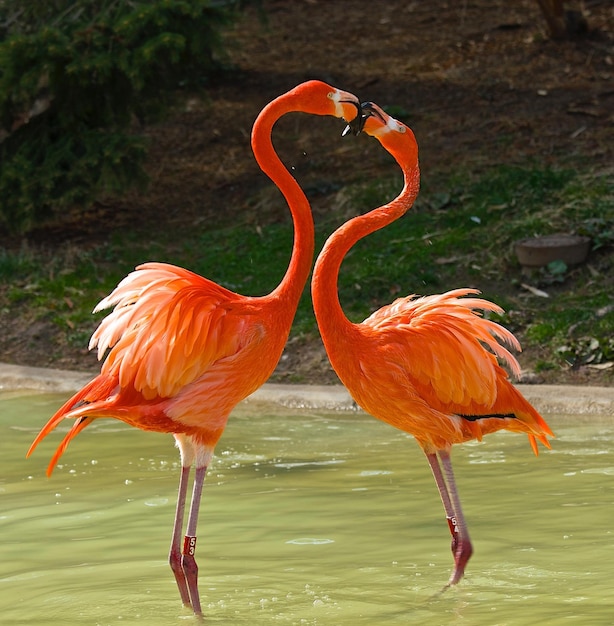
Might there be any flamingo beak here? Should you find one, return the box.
[360,101,386,122]
[341,99,365,137]
[342,100,388,137]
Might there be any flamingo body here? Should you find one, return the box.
[312,102,553,586]
[27,80,361,615]
[335,287,550,454]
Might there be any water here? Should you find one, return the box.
[1,391,613,625]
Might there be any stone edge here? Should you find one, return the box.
[1,362,612,417]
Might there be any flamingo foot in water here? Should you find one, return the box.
[446,534,473,587]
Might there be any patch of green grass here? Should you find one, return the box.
[534,360,559,372]
[317,163,613,369]
[188,222,293,294]
[1,245,108,342]
[525,292,614,367]
[1,163,611,374]
[327,163,589,314]
[0,246,40,281]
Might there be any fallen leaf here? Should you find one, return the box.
[521,283,550,298]
[587,362,614,370]
[596,303,614,317]
[570,125,587,139]
[567,105,602,117]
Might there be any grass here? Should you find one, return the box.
[1,163,613,372]
[0,245,105,343]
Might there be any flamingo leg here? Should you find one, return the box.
[181,465,208,616]
[169,465,192,607]
[425,452,457,549]
[425,450,473,586]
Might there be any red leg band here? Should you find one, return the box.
[183,535,197,556]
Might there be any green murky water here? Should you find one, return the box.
[1,391,613,625]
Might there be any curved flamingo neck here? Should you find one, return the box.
[251,96,315,307]
[312,160,420,336]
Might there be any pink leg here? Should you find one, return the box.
[169,465,192,606]
[426,452,458,551]
[425,450,473,586]
[181,465,208,616]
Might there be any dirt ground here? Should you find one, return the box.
[1,0,613,386]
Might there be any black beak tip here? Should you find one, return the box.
[343,100,374,137]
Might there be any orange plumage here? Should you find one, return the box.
[27,81,361,615]
[311,102,553,587]
[352,287,551,453]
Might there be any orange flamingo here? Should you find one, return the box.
[312,102,553,587]
[26,81,361,616]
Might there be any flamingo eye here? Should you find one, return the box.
[387,117,406,134]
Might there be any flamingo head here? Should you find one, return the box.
[289,80,362,131]
[360,101,418,165]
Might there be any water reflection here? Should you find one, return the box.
[1,391,613,624]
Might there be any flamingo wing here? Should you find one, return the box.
[362,288,521,409]
[90,262,254,399]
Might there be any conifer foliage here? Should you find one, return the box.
[0,1,245,234]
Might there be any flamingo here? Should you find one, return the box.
[311,102,554,587]
[26,80,362,616]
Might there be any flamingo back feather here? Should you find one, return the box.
[91,263,249,399]
[356,288,552,452]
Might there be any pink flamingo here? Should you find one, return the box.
[27,81,361,615]
[312,101,553,586]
